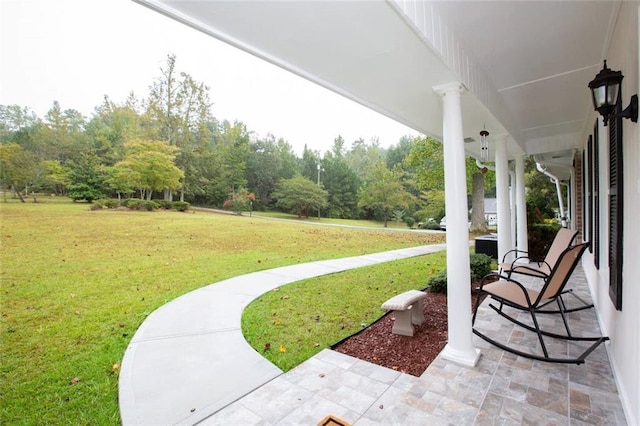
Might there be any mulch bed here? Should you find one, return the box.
[333,290,486,377]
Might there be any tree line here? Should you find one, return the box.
[0,54,544,229]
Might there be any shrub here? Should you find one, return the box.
[123,198,144,210]
[404,217,415,228]
[90,203,103,211]
[427,253,494,294]
[102,199,120,209]
[470,253,492,281]
[172,201,190,212]
[159,200,173,210]
[528,222,561,260]
[92,199,120,210]
[427,270,448,294]
[142,200,159,211]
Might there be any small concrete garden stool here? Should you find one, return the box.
[381,290,427,336]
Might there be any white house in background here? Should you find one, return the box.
[439,198,496,230]
[484,198,497,227]
[132,1,639,424]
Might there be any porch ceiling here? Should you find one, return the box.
[135,0,620,180]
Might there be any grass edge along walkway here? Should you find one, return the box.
[118,243,447,425]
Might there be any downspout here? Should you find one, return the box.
[536,162,567,227]
[510,170,516,243]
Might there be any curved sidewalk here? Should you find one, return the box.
[119,243,447,425]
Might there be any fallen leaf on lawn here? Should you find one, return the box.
[112,363,121,371]
[272,287,280,292]
[281,295,289,300]
[264,342,271,351]
[70,377,80,385]
[279,344,287,353]
[314,343,320,347]
[273,320,281,326]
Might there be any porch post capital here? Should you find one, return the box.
[433,81,467,97]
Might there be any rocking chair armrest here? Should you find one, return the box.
[512,254,533,264]
[508,259,553,276]
[501,249,529,263]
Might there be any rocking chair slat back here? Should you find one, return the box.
[538,243,589,304]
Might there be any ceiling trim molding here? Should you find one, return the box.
[388,0,524,147]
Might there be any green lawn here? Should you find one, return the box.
[0,200,445,425]
[242,253,447,372]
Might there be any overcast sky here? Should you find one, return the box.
[0,0,418,155]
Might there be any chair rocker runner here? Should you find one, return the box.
[472,243,608,364]
[500,228,593,314]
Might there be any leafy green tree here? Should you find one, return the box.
[0,105,39,143]
[276,138,299,180]
[345,138,385,181]
[413,189,446,222]
[386,135,414,169]
[85,95,144,165]
[406,135,495,230]
[358,164,415,227]
[321,154,360,218]
[331,135,345,157]
[116,140,183,200]
[42,160,72,195]
[0,143,39,202]
[210,120,250,202]
[300,145,321,182]
[272,174,328,218]
[146,54,213,201]
[41,101,89,163]
[66,152,107,202]
[103,164,135,200]
[247,135,297,209]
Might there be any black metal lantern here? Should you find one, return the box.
[588,61,638,126]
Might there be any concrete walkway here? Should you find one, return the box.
[118,243,447,425]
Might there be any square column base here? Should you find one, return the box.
[440,344,481,367]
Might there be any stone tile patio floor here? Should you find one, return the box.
[204,266,627,425]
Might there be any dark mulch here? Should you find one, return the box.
[333,290,486,377]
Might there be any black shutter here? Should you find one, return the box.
[609,105,623,310]
[582,150,586,240]
[587,136,593,252]
[593,120,600,269]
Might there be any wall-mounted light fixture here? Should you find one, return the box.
[479,127,489,161]
[588,60,638,126]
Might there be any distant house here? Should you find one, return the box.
[484,198,497,226]
[440,198,497,230]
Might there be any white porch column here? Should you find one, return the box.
[495,135,513,262]
[433,82,480,367]
[515,154,528,254]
